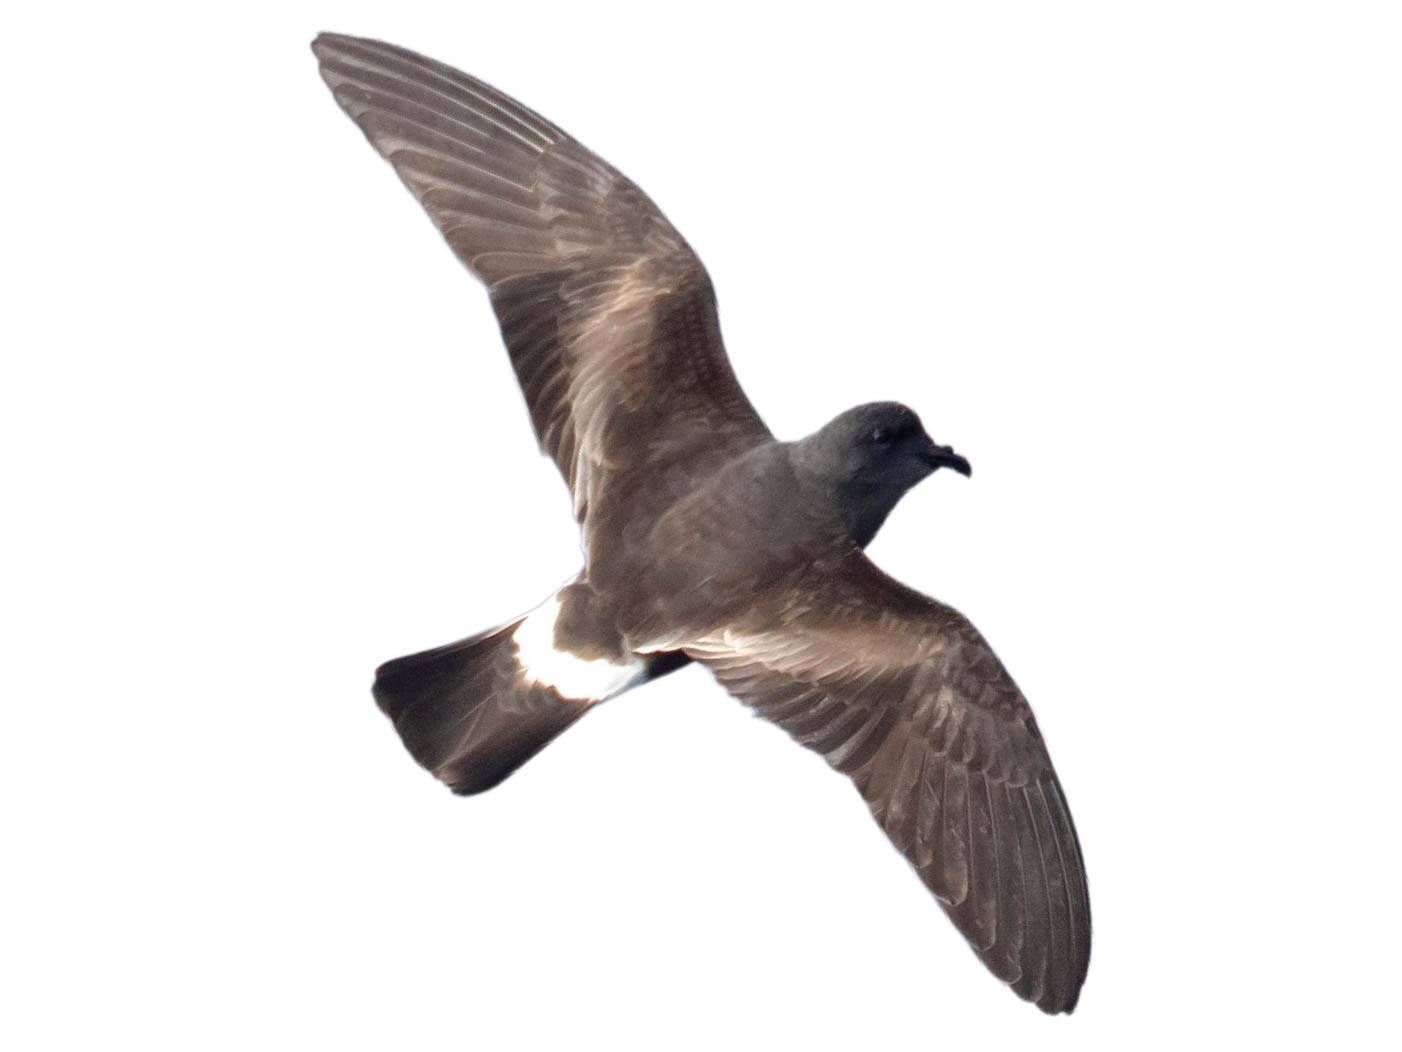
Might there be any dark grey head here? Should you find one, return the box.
[793,402,971,546]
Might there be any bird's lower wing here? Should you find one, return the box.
[312,33,770,528]
[684,554,1091,1013]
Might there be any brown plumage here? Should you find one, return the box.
[314,32,1090,1014]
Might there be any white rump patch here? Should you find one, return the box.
[512,595,644,703]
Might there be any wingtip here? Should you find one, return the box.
[310,31,359,60]
[1034,981,1084,1016]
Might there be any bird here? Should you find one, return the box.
[312,32,1090,1014]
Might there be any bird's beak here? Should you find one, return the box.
[920,437,972,477]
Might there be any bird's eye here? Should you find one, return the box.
[870,427,893,446]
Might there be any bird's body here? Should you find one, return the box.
[314,32,1090,1014]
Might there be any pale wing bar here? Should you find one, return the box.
[686,559,1091,1013]
[313,34,769,527]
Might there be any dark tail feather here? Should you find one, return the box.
[372,619,590,795]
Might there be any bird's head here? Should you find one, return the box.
[795,402,971,545]
[813,402,971,486]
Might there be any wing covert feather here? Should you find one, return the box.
[313,33,770,533]
[685,555,1091,1013]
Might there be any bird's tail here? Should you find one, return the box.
[372,590,646,795]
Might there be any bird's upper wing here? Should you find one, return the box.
[312,33,770,533]
[682,550,1090,1013]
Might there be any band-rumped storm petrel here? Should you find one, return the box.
[314,32,1090,1013]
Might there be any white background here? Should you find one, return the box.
[5,2,1400,1048]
